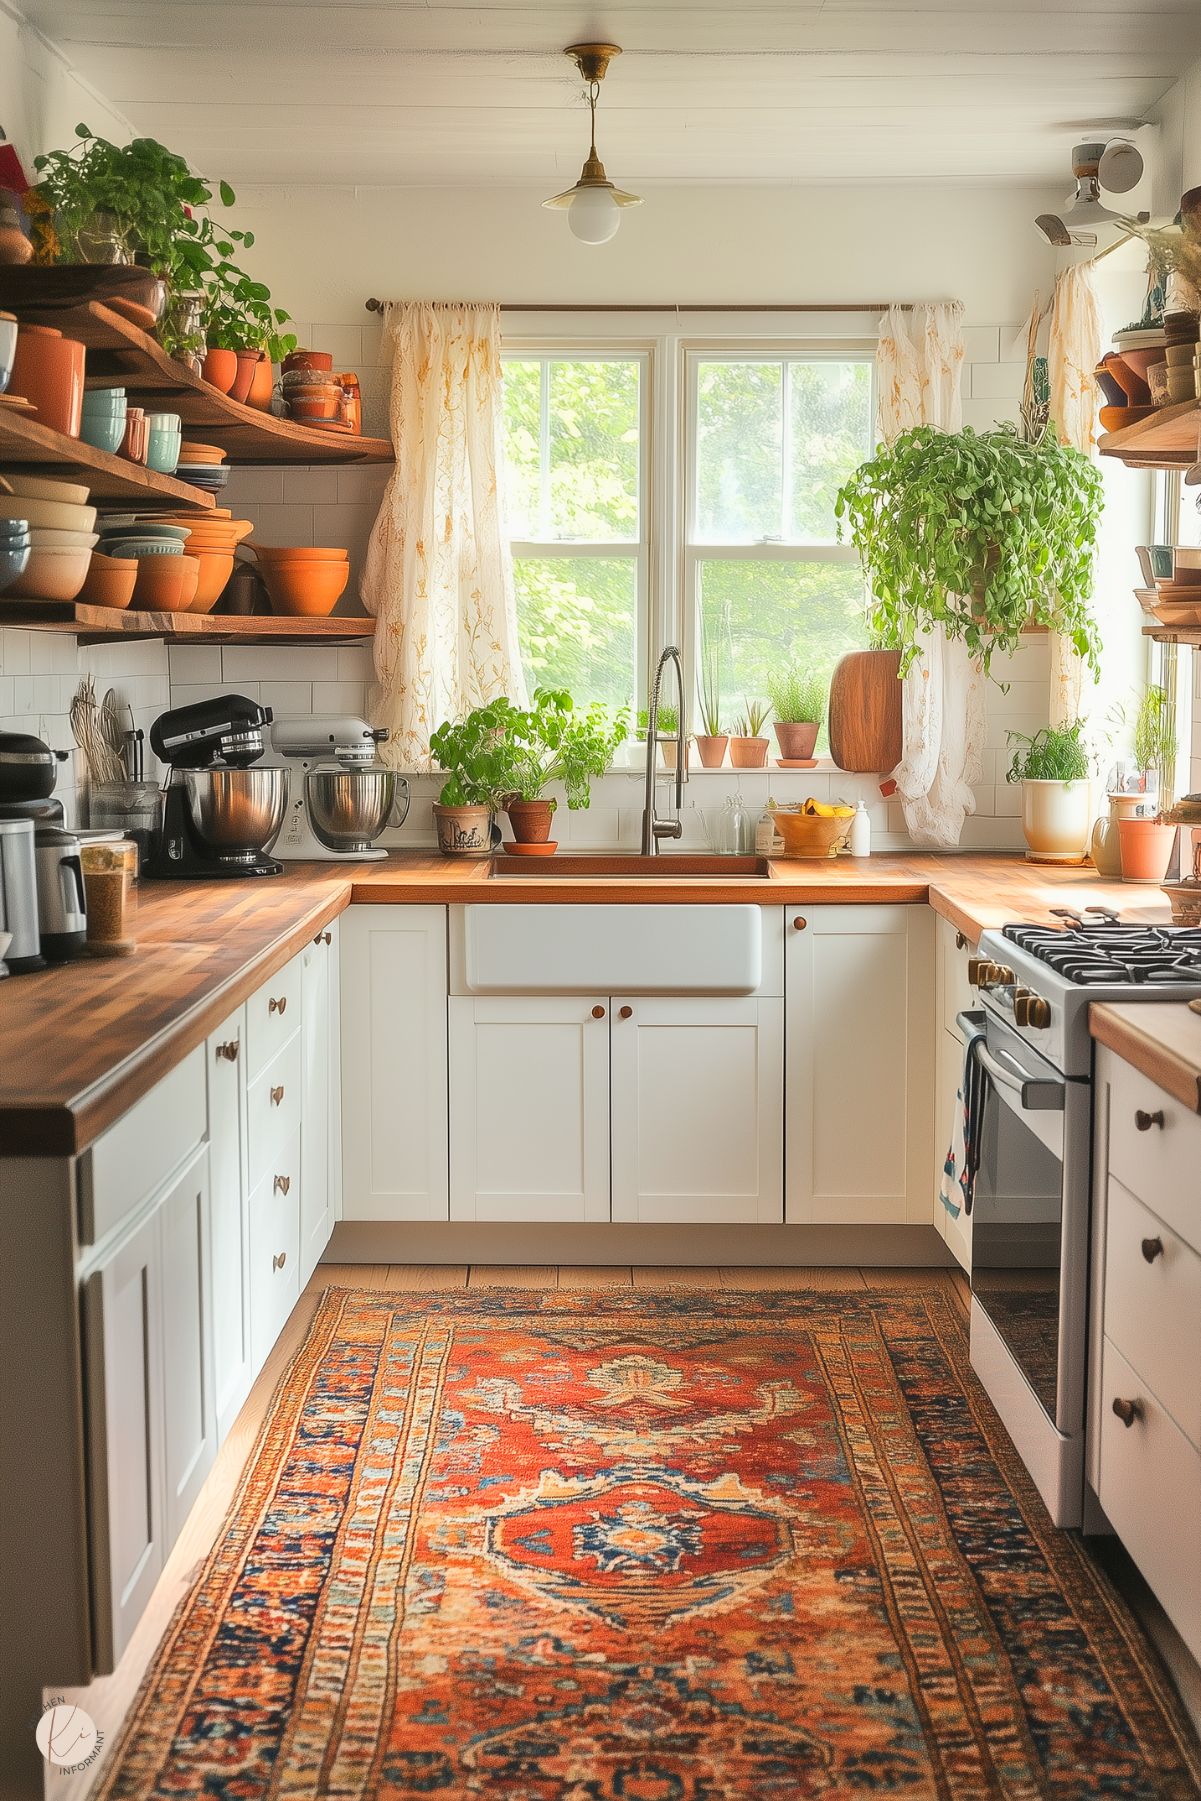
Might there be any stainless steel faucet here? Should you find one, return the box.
[640,645,686,855]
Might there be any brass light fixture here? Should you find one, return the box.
[543,42,642,244]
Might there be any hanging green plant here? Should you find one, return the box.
[834,423,1103,677]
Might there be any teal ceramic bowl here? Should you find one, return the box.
[99,536,183,559]
[83,387,126,408]
[147,431,182,475]
[80,413,127,455]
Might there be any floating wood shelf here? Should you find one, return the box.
[1099,401,1200,470]
[0,407,215,509]
[0,600,374,646]
[9,300,391,466]
[1142,622,1201,648]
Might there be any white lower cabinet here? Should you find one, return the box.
[208,1008,251,1442]
[249,1127,302,1370]
[450,997,610,1221]
[785,904,935,1225]
[160,1158,216,1545]
[933,915,974,1271]
[611,996,784,1223]
[341,905,449,1219]
[300,923,339,1283]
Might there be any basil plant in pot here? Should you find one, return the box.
[428,700,514,859]
[835,424,1103,677]
[493,689,628,849]
[1006,721,1094,865]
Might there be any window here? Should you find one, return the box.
[687,354,874,721]
[502,354,647,713]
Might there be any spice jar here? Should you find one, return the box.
[80,839,137,957]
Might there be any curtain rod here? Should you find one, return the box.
[363,298,920,315]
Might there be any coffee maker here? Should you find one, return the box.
[145,695,288,880]
[0,731,80,970]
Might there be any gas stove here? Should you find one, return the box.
[972,910,1201,1077]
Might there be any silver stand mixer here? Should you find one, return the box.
[271,717,409,861]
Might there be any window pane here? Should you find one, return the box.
[501,358,543,540]
[788,361,874,542]
[548,360,640,541]
[695,361,782,542]
[514,555,637,712]
[697,558,868,725]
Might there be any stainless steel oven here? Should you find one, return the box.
[957,1009,1092,1524]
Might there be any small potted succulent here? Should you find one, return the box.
[1005,720,1094,865]
[496,689,628,847]
[729,699,771,768]
[766,665,826,763]
[695,604,729,768]
[428,700,512,858]
[1120,686,1179,883]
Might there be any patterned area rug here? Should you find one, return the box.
[97,1287,1201,1799]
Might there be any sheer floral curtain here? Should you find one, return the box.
[1047,263,1104,725]
[362,300,527,770]
[876,302,983,847]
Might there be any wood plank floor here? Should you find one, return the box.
[52,1263,966,1799]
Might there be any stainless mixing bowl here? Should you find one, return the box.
[185,767,288,863]
[306,767,409,852]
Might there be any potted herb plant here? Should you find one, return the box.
[428,700,512,858]
[1120,686,1179,883]
[1005,721,1094,865]
[203,269,297,406]
[695,603,729,768]
[495,689,628,847]
[834,423,1103,676]
[655,703,687,771]
[766,665,826,763]
[729,699,771,769]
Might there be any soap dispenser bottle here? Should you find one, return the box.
[848,800,871,858]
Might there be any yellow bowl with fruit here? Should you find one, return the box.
[769,799,854,858]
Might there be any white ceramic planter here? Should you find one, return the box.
[1021,779,1093,865]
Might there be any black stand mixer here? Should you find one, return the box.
[145,695,288,880]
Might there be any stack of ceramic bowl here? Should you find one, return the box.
[252,545,350,616]
[1162,312,1200,406]
[281,366,345,427]
[146,412,182,474]
[96,517,198,612]
[149,509,253,613]
[0,516,31,596]
[0,476,97,601]
[80,386,128,454]
[177,441,229,492]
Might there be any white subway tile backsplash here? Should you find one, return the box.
[309,325,365,368]
[311,680,369,714]
[169,645,224,684]
[970,361,1025,400]
[283,468,340,505]
[259,682,316,715]
[222,646,342,681]
[962,325,1001,365]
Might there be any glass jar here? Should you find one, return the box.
[80,840,137,957]
[89,780,162,872]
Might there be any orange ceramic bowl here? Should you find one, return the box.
[283,350,334,374]
[185,548,235,613]
[261,557,350,616]
[77,550,138,609]
[252,544,348,563]
[132,552,200,613]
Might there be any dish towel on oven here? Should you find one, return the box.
[940,1015,988,1221]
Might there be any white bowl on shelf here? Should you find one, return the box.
[3,545,93,602]
[30,527,100,552]
[0,495,97,534]
[2,474,91,507]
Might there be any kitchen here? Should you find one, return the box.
[2,5,1201,1798]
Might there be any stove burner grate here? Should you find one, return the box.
[1003,923,1201,986]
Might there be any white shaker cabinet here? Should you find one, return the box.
[934,915,976,1272]
[341,905,449,1220]
[785,904,935,1225]
[450,997,611,1221]
[301,923,339,1281]
[207,1007,251,1442]
[159,1156,216,1546]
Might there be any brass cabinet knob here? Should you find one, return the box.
[955,931,967,951]
[1135,1109,1165,1132]
[1140,1236,1164,1263]
[793,916,807,931]
[313,930,332,946]
[216,1040,239,1062]
[269,995,287,1015]
[274,1174,291,1195]
[1111,1396,1142,1428]
[270,1084,285,1106]
[273,1251,287,1272]
[592,1005,606,1019]
[619,1005,633,1020]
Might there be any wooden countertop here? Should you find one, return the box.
[0,851,1172,1157]
[1090,1002,1201,1115]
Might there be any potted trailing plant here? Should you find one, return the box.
[1120,686,1179,883]
[834,423,1103,677]
[495,689,628,846]
[766,665,826,763]
[1005,721,1094,865]
[695,603,729,768]
[428,700,513,858]
[729,698,771,769]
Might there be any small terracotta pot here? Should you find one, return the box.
[246,354,274,411]
[1118,817,1178,884]
[283,349,333,374]
[433,802,495,859]
[506,798,556,843]
[9,323,85,436]
[774,721,819,761]
[729,736,769,769]
[694,734,728,769]
[202,347,238,394]
[661,739,690,771]
[230,348,265,406]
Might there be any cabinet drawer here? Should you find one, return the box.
[1107,1057,1201,1249]
[245,955,302,1082]
[1098,1336,1201,1665]
[1104,1178,1201,1450]
[246,1033,302,1193]
[248,1127,300,1370]
[81,1046,206,1247]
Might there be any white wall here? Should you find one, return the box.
[0,1,130,170]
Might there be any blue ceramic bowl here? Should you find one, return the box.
[80,413,127,455]
[82,386,127,408]
[0,539,31,594]
[146,431,182,476]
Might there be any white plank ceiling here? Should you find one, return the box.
[16,0,1200,187]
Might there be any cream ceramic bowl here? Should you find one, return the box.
[4,545,93,602]
[3,474,91,508]
[30,526,99,551]
[0,495,97,534]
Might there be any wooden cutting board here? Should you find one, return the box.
[828,647,903,773]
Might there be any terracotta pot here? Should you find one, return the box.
[246,353,274,411]
[1118,817,1178,884]
[694,733,728,769]
[774,720,819,762]
[1020,779,1093,865]
[433,802,495,859]
[729,736,769,769]
[661,739,690,771]
[506,798,556,843]
[202,347,238,394]
[283,349,333,374]
[230,348,265,406]
[9,324,85,436]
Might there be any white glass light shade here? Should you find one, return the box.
[567,185,621,244]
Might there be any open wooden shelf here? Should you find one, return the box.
[1099,401,1200,470]
[8,299,391,466]
[0,406,215,509]
[1142,622,1201,648]
[0,600,374,645]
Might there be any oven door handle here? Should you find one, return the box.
[962,1025,1065,1113]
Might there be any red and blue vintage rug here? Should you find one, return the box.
[97,1286,1201,1798]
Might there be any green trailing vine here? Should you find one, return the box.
[834,423,1103,678]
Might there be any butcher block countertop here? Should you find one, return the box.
[1090,1002,1201,1115]
[0,851,1172,1156]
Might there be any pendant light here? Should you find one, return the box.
[543,43,642,245]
